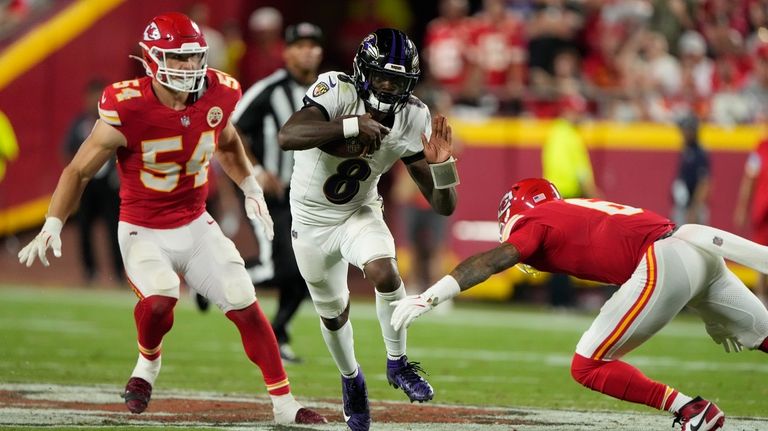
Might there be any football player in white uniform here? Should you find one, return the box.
[278,28,459,431]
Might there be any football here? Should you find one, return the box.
[319,138,366,158]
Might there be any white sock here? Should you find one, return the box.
[131,354,161,386]
[669,392,694,413]
[376,283,407,359]
[320,319,358,376]
[270,392,302,424]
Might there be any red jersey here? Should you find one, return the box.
[750,139,768,228]
[98,69,241,228]
[504,199,674,285]
[423,17,474,89]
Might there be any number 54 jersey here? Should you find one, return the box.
[290,71,431,226]
[98,70,241,229]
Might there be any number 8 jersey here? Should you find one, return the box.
[98,70,241,228]
[290,71,431,226]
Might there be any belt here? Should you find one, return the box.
[657,225,680,241]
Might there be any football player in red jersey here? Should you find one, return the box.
[17,12,326,425]
[393,178,768,431]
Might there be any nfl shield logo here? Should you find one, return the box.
[181,115,191,127]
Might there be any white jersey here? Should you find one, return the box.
[290,71,431,226]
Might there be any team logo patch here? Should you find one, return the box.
[144,22,160,41]
[207,107,223,127]
[313,82,329,97]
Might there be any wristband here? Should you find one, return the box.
[423,275,461,306]
[238,175,262,196]
[342,117,359,138]
[43,217,63,236]
[429,156,460,189]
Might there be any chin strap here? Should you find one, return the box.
[673,224,768,273]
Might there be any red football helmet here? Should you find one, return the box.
[134,12,208,93]
[497,178,561,241]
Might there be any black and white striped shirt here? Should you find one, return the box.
[232,68,310,186]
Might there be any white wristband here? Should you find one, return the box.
[423,275,461,306]
[342,117,359,138]
[42,217,63,236]
[238,175,262,196]
[429,156,460,189]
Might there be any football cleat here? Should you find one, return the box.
[341,367,371,431]
[122,377,152,414]
[294,407,328,424]
[673,396,725,431]
[386,356,434,403]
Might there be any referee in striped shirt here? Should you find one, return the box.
[232,22,324,364]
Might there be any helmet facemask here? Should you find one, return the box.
[139,42,208,93]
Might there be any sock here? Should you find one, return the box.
[226,301,290,396]
[759,336,768,353]
[375,283,407,359]
[131,354,162,386]
[134,296,177,360]
[320,319,358,376]
[270,392,302,424]
[571,353,678,410]
[666,390,694,413]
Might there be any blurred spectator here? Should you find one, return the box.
[221,20,246,80]
[422,0,474,102]
[526,0,584,93]
[0,110,17,183]
[187,2,227,71]
[648,0,695,55]
[62,79,122,284]
[678,31,714,100]
[335,0,391,69]
[670,113,710,226]
[240,7,285,87]
[734,134,768,303]
[541,95,602,307]
[743,40,768,122]
[465,0,527,113]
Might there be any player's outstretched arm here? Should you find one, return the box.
[18,120,125,267]
[391,243,520,329]
[217,121,274,240]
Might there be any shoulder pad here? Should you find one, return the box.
[338,73,354,84]
[407,96,426,109]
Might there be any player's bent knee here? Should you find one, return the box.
[223,276,257,310]
[570,353,602,387]
[313,296,349,322]
[127,241,179,295]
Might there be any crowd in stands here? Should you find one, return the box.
[422,0,768,125]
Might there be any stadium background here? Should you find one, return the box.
[0,0,764,297]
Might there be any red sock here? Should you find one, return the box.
[571,353,672,410]
[760,337,768,353]
[226,301,290,396]
[134,295,177,360]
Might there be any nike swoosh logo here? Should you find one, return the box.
[688,404,709,431]
[329,77,336,88]
[343,409,351,423]
[207,220,215,225]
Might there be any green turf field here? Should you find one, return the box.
[0,284,766,421]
